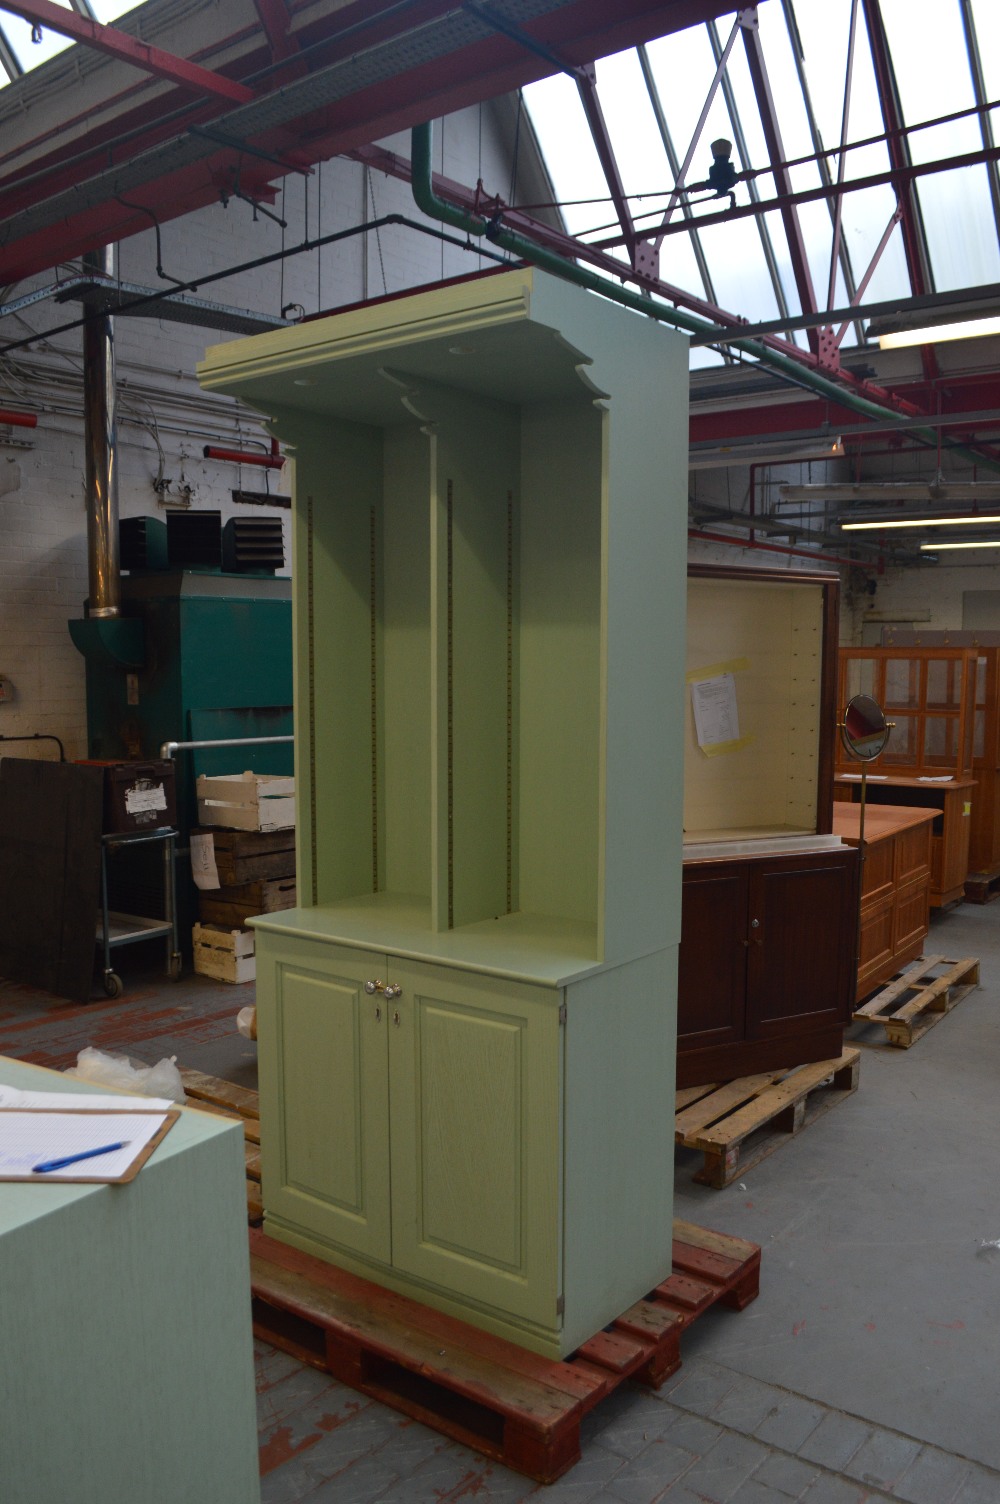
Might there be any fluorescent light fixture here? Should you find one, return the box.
[876,315,1000,350]
[781,482,1000,503]
[689,437,843,470]
[842,512,1000,531]
[919,539,1000,551]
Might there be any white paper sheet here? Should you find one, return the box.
[0,1111,168,1179]
[190,830,220,890]
[691,672,740,749]
[0,1086,175,1111]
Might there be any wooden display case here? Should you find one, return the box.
[832,803,934,1001]
[677,566,858,1088]
[882,630,1000,894]
[198,267,689,1359]
[836,646,978,906]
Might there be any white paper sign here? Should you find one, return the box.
[691,673,740,749]
[190,830,220,890]
[125,783,168,814]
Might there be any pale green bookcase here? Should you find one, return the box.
[198,268,689,1358]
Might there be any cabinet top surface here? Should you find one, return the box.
[832,804,937,842]
[0,1055,240,1234]
[248,896,610,987]
[836,773,976,790]
[197,266,686,424]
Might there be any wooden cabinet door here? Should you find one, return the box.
[746,852,858,1037]
[386,958,561,1329]
[677,864,749,1049]
[261,944,391,1263]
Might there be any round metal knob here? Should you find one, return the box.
[364,978,385,994]
[384,983,402,999]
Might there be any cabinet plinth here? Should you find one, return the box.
[199,268,689,1356]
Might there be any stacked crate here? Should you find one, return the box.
[192,774,296,984]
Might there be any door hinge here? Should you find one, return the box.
[556,1293,565,1316]
[558,1002,567,1026]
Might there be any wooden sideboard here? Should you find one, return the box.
[833,774,973,908]
[832,803,934,1001]
[677,839,858,1088]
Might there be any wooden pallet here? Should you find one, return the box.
[179,1069,262,1223]
[850,954,980,1047]
[964,870,1000,904]
[249,1219,759,1484]
[675,1049,861,1189]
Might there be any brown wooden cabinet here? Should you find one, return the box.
[832,804,933,1000]
[833,774,972,908]
[677,845,859,1088]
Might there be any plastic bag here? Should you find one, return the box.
[236,1005,257,1041]
[65,1046,187,1105]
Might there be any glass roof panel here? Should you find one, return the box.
[521,74,609,241]
[2,10,74,73]
[915,164,1000,289]
[970,0,1000,100]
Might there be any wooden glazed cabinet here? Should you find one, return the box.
[832,804,933,1000]
[198,269,689,1359]
[836,646,977,906]
[882,630,1000,893]
[678,567,858,1088]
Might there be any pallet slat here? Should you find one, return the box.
[851,956,979,1047]
[675,1051,860,1188]
[250,1219,760,1484]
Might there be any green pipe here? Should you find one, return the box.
[411,122,1000,473]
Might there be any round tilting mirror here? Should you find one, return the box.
[840,693,890,762]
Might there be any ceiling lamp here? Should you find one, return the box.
[867,294,1000,349]
[841,511,1000,531]
[690,437,843,470]
[780,482,1000,504]
[919,539,1000,551]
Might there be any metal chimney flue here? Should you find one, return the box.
[83,245,120,619]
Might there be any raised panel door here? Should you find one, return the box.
[386,958,561,1328]
[746,853,858,1037]
[677,865,749,1049]
[262,948,391,1262]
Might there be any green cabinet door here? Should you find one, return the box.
[386,958,562,1328]
[262,944,391,1262]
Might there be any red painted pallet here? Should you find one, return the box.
[249,1219,760,1484]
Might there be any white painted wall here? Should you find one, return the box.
[0,103,547,757]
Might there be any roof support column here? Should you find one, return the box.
[83,246,120,620]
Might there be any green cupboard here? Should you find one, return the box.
[198,267,689,1358]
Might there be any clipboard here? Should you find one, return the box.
[0,1108,180,1182]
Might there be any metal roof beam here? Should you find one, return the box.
[959,0,1000,260]
[0,0,254,104]
[739,6,820,349]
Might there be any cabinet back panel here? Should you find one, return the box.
[517,400,602,926]
[382,426,432,901]
[294,417,383,905]
[432,393,520,930]
[685,579,823,839]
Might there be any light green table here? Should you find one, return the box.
[0,1056,260,1504]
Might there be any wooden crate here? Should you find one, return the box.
[675,1049,861,1188]
[249,1219,760,1484]
[199,877,296,929]
[192,922,256,984]
[197,772,295,832]
[851,954,980,1046]
[196,827,296,885]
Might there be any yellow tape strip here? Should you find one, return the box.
[700,735,754,758]
[686,656,751,684]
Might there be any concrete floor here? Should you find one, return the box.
[2,901,999,1502]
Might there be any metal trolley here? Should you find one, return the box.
[97,826,182,998]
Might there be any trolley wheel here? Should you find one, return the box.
[168,952,183,982]
[103,971,124,999]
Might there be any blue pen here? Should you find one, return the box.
[32,1141,129,1174]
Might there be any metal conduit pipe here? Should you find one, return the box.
[410,123,1000,475]
[82,245,121,619]
[0,408,36,427]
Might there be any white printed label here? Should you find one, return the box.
[125,782,168,814]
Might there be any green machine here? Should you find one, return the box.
[69,515,293,937]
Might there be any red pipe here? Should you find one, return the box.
[203,438,283,468]
[688,527,877,572]
[0,408,37,427]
